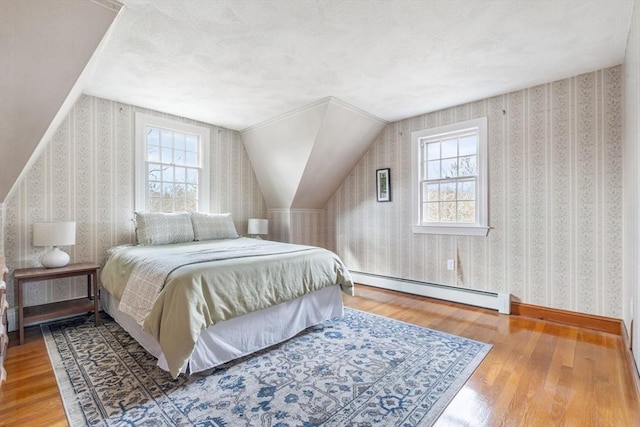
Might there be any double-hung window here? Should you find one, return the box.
[411,117,488,236]
[135,113,210,212]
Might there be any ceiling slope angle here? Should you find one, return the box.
[241,97,387,210]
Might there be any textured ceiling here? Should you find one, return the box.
[85,0,633,131]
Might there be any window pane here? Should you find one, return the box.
[148,181,161,197]
[441,182,456,201]
[174,133,185,151]
[186,135,198,152]
[186,151,197,167]
[458,180,475,200]
[186,198,198,212]
[457,201,475,223]
[161,147,173,164]
[174,150,185,166]
[427,142,440,160]
[162,198,174,212]
[162,165,173,181]
[147,145,160,162]
[441,158,457,178]
[440,202,456,222]
[186,168,199,184]
[459,135,477,156]
[187,184,198,199]
[162,183,174,198]
[458,156,476,176]
[160,130,173,148]
[427,183,439,201]
[174,183,185,198]
[149,197,162,212]
[147,128,160,146]
[148,163,162,181]
[427,160,440,179]
[174,198,186,212]
[441,138,457,158]
[426,202,439,222]
[174,167,186,183]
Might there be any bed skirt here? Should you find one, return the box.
[100,284,344,375]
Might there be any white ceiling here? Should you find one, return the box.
[85,0,634,132]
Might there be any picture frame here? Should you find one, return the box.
[376,168,391,202]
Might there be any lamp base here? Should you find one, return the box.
[41,247,70,268]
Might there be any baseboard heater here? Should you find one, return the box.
[349,271,511,314]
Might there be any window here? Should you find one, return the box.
[411,117,488,236]
[135,113,210,212]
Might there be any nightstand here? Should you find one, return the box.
[14,262,100,345]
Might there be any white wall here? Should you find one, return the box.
[624,0,640,368]
[0,0,118,202]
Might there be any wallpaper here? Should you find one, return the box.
[268,209,324,247]
[623,0,640,359]
[324,66,623,318]
[3,95,267,311]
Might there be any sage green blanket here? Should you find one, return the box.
[101,238,354,377]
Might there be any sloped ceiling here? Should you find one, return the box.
[0,0,119,202]
[79,0,633,211]
[85,0,633,131]
[3,1,634,210]
[242,97,387,209]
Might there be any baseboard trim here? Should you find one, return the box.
[621,322,640,403]
[511,301,622,335]
[350,271,511,314]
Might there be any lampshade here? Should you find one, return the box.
[33,222,76,268]
[33,222,76,247]
[247,218,268,236]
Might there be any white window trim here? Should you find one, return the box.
[134,112,210,212]
[410,117,489,236]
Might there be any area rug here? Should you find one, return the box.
[42,308,491,426]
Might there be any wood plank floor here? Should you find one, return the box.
[1,285,639,426]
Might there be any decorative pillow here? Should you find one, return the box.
[135,211,195,245]
[191,212,239,241]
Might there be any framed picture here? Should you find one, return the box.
[376,168,391,202]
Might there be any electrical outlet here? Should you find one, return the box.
[447,259,455,271]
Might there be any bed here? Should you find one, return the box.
[100,211,354,378]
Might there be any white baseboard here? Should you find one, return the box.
[350,271,511,314]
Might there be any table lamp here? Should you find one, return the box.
[247,218,268,239]
[33,221,76,268]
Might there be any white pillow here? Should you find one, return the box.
[135,211,194,245]
[191,212,239,241]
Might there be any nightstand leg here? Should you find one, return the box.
[17,279,23,345]
[92,271,99,326]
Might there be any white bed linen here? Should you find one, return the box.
[100,284,343,374]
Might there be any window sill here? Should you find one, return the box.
[412,225,489,236]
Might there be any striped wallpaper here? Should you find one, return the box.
[268,209,324,248]
[3,95,267,310]
[324,66,623,318]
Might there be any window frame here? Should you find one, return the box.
[134,112,210,212]
[410,117,489,236]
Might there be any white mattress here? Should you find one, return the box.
[100,284,344,374]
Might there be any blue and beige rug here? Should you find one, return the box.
[42,308,491,426]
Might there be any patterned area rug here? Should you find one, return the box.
[42,308,491,426]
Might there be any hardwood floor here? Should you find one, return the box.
[1,285,639,426]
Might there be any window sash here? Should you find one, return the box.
[135,113,210,212]
[410,117,488,236]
